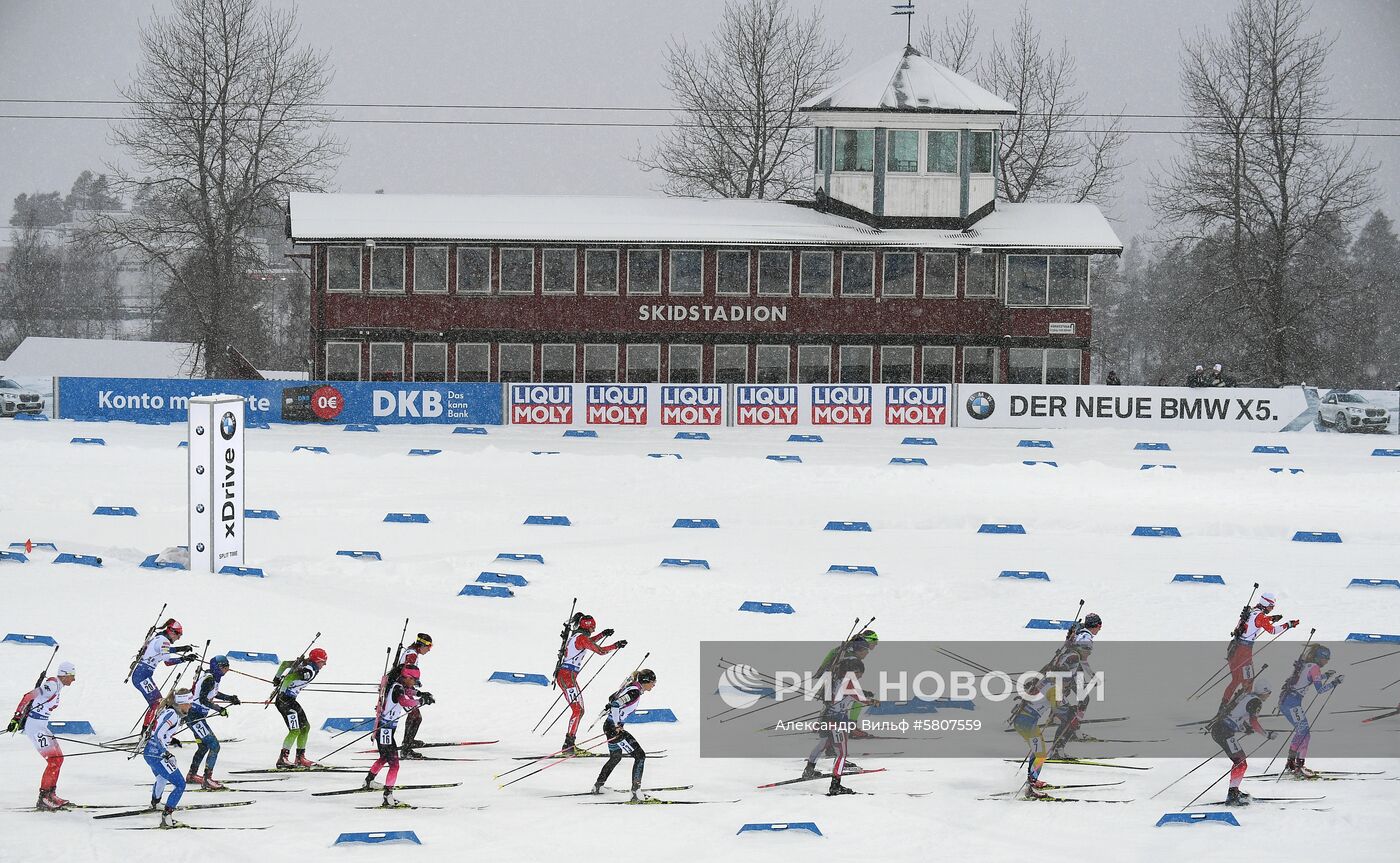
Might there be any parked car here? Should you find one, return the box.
[0,378,44,417]
[1316,391,1389,433]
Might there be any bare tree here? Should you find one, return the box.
[918,3,1127,206]
[1152,0,1377,383]
[635,0,846,200]
[101,0,339,377]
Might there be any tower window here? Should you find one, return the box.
[927,131,959,174]
[834,129,874,172]
[887,130,919,173]
[971,131,995,174]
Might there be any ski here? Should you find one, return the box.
[189,787,299,793]
[986,781,1125,797]
[1073,736,1167,744]
[9,803,128,812]
[756,768,886,789]
[408,740,498,748]
[546,785,693,798]
[1002,758,1149,771]
[229,766,361,774]
[512,750,667,760]
[1189,795,1325,807]
[132,777,291,786]
[119,824,270,831]
[93,801,254,820]
[356,754,482,762]
[592,797,737,805]
[982,794,1134,804]
[353,803,443,810]
[311,782,461,797]
[1246,771,1384,781]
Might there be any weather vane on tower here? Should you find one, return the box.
[892,2,915,47]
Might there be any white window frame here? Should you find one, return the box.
[838,345,873,383]
[758,250,792,297]
[833,128,875,173]
[412,246,448,294]
[797,345,832,384]
[879,345,914,383]
[886,129,920,173]
[326,246,362,293]
[668,249,704,296]
[369,342,405,381]
[881,252,916,298]
[922,252,957,298]
[961,346,1000,384]
[325,341,361,381]
[921,345,955,383]
[1045,348,1083,385]
[369,246,406,294]
[627,249,662,296]
[455,342,490,382]
[412,342,448,382]
[716,250,751,296]
[840,252,875,297]
[499,247,535,295]
[626,343,661,383]
[456,247,491,295]
[755,344,791,383]
[584,248,620,296]
[713,343,748,383]
[583,343,619,383]
[926,130,960,175]
[541,248,577,295]
[964,253,999,298]
[541,343,575,383]
[668,344,702,383]
[970,130,996,175]
[498,342,533,383]
[799,251,833,298]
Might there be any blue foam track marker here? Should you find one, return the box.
[2,633,58,647]
[531,451,560,455]
[0,550,28,563]
[244,509,280,520]
[1022,460,1059,467]
[408,448,442,456]
[1018,439,1053,448]
[292,445,329,454]
[70,437,105,445]
[661,558,710,569]
[1348,578,1400,589]
[46,720,94,734]
[674,518,719,529]
[1173,574,1225,585]
[10,542,57,551]
[458,584,515,598]
[1292,531,1341,543]
[648,453,682,459]
[488,671,549,686]
[767,454,802,463]
[1134,442,1171,451]
[219,565,264,578]
[1252,444,1288,454]
[738,823,822,837]
[1346,632,1400,644]
[824,521,872,532]
[563,429,598,438]
[139,554,185,570]
[52,553,101,567]
[497,552,544,564]
[788,434,823,443]
[739,601,794,614]
[477,571,528,587]
[890,457,927,465]
[453,426,488,435]
[226,651,279,663]
[321,717,376,732]
[1372,448,1400,457]
[675,431,710,440]
[1140,464,1179,470]
[1133,526,1182,538]
[627,708,677,724]
[93,506,138,517]
[827,564,878,576]
[344,423,378,432]
[177,441,188,447]
[999,570,1049,581]
[1268,467,1304,474]
[384,512,430,523]
[901,436,937,446]
[1156,812,1239,827]
[978,523,1026,535]
[1025,618,1075,630]
[335,831,421,846]
[525,515,570,526]
[337,550,382,561]
[13,413,47,421]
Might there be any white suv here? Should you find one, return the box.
[0,378,44,417]
[1316,391,1388,433]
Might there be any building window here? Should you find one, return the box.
[626,344,660,383]
[583,344,618,383]
[758,250,791,297]
[714,344,747,383]
[798,345,830,383]
[1046,348,1082,384]
[327,247,361,292]
[834,129,874,172]
[927,130,959,174]
[717,250,750,296]
[965,253,998,298]
[800,251,832,297]
[413,247,448,294]
[542,248,577,294]
[413,343,447,382]
[971,130,995,174]
[585,249,619,295]
[369,342,404,381]
[325,341,361,380]
[921,346,954,383]
[962,346,998,383]
[370,246,405,293]
[756,345,790,383]
[841,252,874,297]
[880,346,914,383]
[1048,256,1090,306]
[882,252,915,298]
[499,343,532,382]
[1007,255,1049,306]
[923,253,956,297]
[669,344,702,383]
[1009,347,1044,385]
[500,248,534,294]
[887,130,919,172]
[455,343,489,381]
[839,345,872,383]
[627,249,661,295]
[816,127,830,172]
[1008,348,1083,384]
[457,247,490,295]
[669,249,703,295]
[542,343,574,383]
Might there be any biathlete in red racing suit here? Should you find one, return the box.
[553,613,626,754]
[1222,592,1298,705]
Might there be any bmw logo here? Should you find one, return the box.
[219,411,238,440]
[966,391,995,420]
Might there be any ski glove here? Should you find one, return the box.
[1287,620,1299,628]
[183,655,200,663]
[418,692,435,706]
[226,695,241,705]
[597,628,615,640]
[613,640,628,649]
[171,645,194,653]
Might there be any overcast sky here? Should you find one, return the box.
[1,0,1397,242]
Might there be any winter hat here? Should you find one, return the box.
[1213,363,1222,372]
[57,661,76,677]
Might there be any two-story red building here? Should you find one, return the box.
[289,46,1121,386]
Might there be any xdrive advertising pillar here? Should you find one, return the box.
[187,395,245,573]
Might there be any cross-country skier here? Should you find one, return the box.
[1208,678,1277,806]
[592,669,656,802]
[801,656,877,796]
[131,619,198,732]
[273,647,328,769]
[363,666,433,807]
[1009,673,1058,799]
[1279,644,1343,777]
[816,630,878,739]
[394,633,432,757]
[554,614,626,755]
[1047,612,1101,757]
[185,655,240,790]
[1222,592,1298,705]
[10,660,77,809]
[145,690,194,828]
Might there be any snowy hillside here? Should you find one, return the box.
[1,420,1397,861]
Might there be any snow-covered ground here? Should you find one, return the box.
[1,419,1397,861]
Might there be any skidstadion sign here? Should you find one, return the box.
[638,303,788,323]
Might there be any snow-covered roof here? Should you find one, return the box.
[801,45,1016,115]
[1,337,202,378]
[288,193,1120,252]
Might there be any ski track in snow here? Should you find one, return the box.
[1,419,1397,861]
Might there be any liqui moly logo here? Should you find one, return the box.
[660,385,723,425]
[511,384,573,424]
[812,385,872,425]
[885,385,950,425]
[586,385,648,425]
[736,385,798,425]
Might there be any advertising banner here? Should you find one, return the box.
[187,395,243,574]
[954,385,1313,431]
[732,383,952,428]
[1301,387,1399,435]
[508,384,731,427]
[55,378,504,425]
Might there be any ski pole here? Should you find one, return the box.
[542,645,626,735]
[313,728,374,763]
[1186,583,1259,699]
[1190,630,1286,702]
[1348,647,1400,666]
[1180,736,1273,809]
[53,735,141,753]
[1360,703,1400,723]
[532,635,612,733]
[584,652,650,733]
[1269,680,1339,780]
[1065,599,1086,642]
[1259,630,1316,774]
[936,646,994,675]
[124,602,167,684]
[493,733,607,782]
[369,643,394,735]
